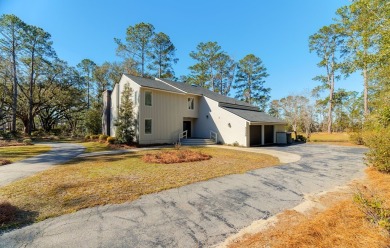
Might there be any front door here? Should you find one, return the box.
[183,121,192,138]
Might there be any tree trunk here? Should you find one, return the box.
[11,30,18,133]
[28,47,35,136]
[327,75,334,134]
[363,67,369,116]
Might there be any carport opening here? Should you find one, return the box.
[250,125,262,146]
[264,125,274,144]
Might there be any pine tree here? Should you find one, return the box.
[233,54,270,110]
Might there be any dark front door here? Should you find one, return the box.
[183,121,192,138]
[264,125,274,144]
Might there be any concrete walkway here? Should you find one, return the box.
[0,143,85,187]
[0,144,367,248]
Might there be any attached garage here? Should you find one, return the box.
[222,106,287,147]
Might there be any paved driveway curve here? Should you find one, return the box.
[0,144,366,248]
[0,143,85,187]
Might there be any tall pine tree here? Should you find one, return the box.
[233,54,270,110]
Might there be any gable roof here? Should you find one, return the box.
[223,107,286,124]
[124,74,184,94]
[122,75,285,124]
[159,78,254,108]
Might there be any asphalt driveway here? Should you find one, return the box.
[0,144,367,248]
[0,143,85,187]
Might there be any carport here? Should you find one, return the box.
[249,124,276,146]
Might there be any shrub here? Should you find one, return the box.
[99,134,109,141]
[296,135,307,142]
[349,132,364,145]
[233,141,239,147]
[107,137,116,144]
[84,135,91,140]
[23,138,33,145]
[354,191,390,231]
[91,135,100,140]
[363,127,390,172]
[174,142,181,150]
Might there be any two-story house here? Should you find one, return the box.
[102,74,286,147]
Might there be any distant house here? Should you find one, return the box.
[102,74,286,147]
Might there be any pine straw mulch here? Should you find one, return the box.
[0,159,11,166]
[142,149,211,164]
[227,168,390,248]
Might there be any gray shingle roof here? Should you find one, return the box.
[223,107,286,124]
[124,74,184,94]
[160,79,254,107]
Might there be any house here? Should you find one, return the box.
[102,74,286,147]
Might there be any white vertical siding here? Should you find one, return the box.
[137,88,199,144]
[194,97,247,146]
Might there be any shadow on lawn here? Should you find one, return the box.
[0,201,38,234]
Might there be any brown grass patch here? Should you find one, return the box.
[228,169,390,248]
[142,149,211,164]
[0,147,279,230]
[0,145,52,163]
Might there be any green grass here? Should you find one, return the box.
[0,147,279,230]
[0,145,52,163]
[80,141,113,153]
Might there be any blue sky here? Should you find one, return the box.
[1,0,363,100]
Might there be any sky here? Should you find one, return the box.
[0,0,363,101]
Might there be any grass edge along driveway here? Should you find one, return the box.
[0,147,279,231]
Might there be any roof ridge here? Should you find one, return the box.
[155,78,187,94]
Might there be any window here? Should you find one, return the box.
[134,91,138,104]
[145,119,152,134]
[145,91,152,106]
[188,97,194,110]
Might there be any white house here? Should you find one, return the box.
[102,74,286,147]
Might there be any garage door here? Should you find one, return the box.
[264,125,274,144]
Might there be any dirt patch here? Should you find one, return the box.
[0,141,27,147]
[142,149,211,164]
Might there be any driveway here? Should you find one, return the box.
[0,143,85,187]
[0,144,367,247]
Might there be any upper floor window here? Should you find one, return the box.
[188,97,194,110]
[134,91,138,104]
[145,91,152,106]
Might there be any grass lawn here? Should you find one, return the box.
[309,132,350,142]
[80,141,113,153]
[0,147,279,230]
[0,145,52,164]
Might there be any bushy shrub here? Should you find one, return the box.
[84,135,91,140]
[107,137,116,144]
[23,138,33,145]
[31,129,46,137]
[349,132,364,145]
[296,135,307,142]
[91,134,99,140]
[354,191,390,231]
[99,134,109,141]
[363,127,390,173]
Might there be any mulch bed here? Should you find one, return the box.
[0,201,19,225]
[0,160,11,166]
[142,149,211,164]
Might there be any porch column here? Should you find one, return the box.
[261,125,265,145]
